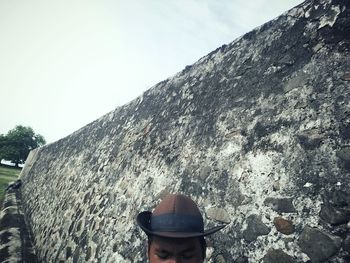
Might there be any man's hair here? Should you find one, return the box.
[147,235,207,259]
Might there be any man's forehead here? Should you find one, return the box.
[152,236,199,250]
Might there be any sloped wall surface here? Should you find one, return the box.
[20,0,350,262]
[0,186,37,262]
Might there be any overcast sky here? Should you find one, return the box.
[0,0,303,144]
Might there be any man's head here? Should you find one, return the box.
[147,235,205,263]
[137,194,226,262]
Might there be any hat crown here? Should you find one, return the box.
[150,194,204,234]
[136,193,226,238]
[153,194,202,217]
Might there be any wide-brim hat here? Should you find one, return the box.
[137,194,226,238]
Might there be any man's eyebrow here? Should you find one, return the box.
[180,246,196,253]
[155,248,171,254]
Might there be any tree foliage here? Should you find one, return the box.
[0,125,46,167]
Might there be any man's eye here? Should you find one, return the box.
[183,253,194,259]
[156,253,169,259]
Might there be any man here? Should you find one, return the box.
[137,194,226,263]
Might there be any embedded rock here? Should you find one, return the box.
[341,72,350,81]
[337,147,350,170]
[206,207,231,224]
[235,256,249,263]
[262,249,295,263]
[243,214,270,242]
[298,226,342,262]
[264,197,296,213]
[320,203,350,226]
[344,235,350,252]
[273,217,295,235]
[319,188,350,225]
[17,0,350,262]
[199,166,211,180]
[297,129,324,150]
[213,254,226,263]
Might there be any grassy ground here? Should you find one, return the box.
[0,165,21,205]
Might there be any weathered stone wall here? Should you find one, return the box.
[20,0,350,262]
[0,185,37,262]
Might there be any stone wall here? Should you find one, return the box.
[20,0,350,262]
[0,185,37,262]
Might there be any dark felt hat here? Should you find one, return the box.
[137,194,226,238]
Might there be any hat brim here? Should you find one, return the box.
[136,211,226,238]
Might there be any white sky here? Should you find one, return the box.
[0,0,303,144]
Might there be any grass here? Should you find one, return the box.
[0,165,21,205]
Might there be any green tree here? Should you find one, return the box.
[0,125,46,167]
[0,135,9,161]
